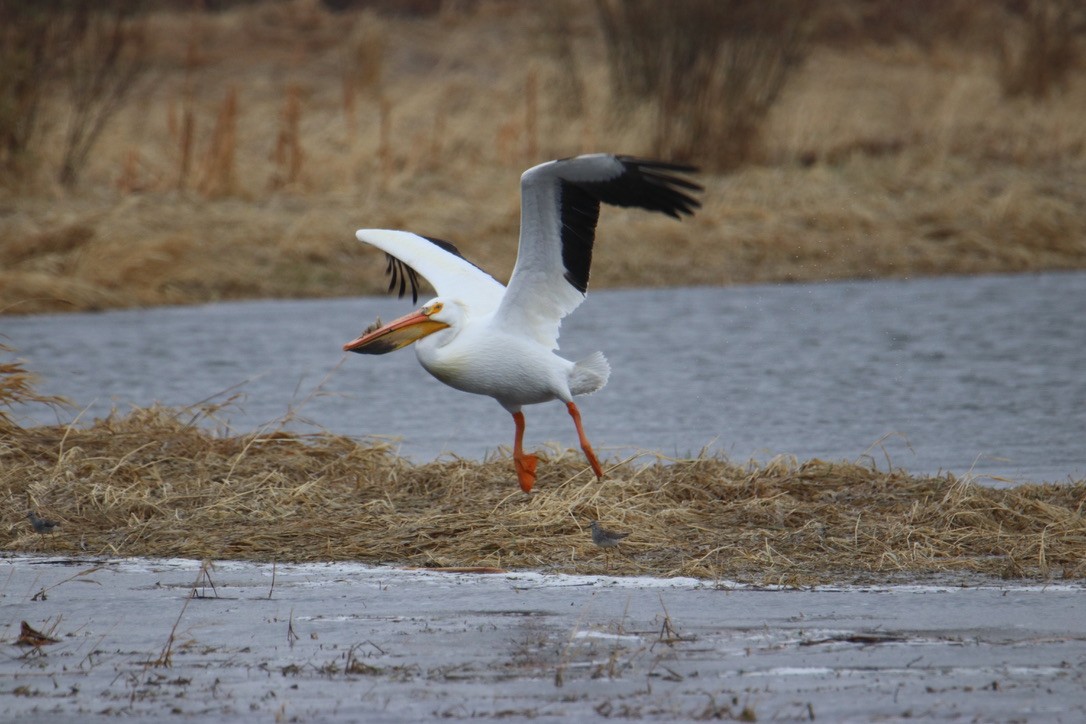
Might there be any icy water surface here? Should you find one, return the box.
[5,272,1085,483]
[3,556,1085,722]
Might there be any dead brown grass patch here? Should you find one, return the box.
[0,346,69,426]
[4,403,1083,585]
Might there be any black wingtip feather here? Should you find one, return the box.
[385,254,419,304]
[558,183,600,294]
[554,155,702,294]
[381,235,484,305]
[609,156,704,219]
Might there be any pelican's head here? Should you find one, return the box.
[343,298,453,355]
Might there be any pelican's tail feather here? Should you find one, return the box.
[570,351,610,397]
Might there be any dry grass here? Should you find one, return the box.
[1,1,1085,315]
[4,401,1084,585]
[0,345,68,427]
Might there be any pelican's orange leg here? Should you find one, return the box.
[566,402,603,479]
[512,411,538,493]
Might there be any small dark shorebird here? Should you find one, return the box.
[590,521,629,569]
[27,512,59,534]
[590,520,629,549]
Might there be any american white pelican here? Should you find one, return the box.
[343,154,701,492]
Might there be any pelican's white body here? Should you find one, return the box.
[350,228,611,414]
[413,307,610,412]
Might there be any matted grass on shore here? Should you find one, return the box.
[5,401,1084,586]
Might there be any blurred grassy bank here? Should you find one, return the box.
[2,0,1085,315]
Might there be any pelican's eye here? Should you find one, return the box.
[424,301,443,316]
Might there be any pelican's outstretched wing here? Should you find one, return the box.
[355,229,506,314]
[494,154,701,348]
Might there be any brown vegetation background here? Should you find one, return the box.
[2,0,1085,317]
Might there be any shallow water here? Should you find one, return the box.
[5,271,1085,483]
[3,556,1085,722]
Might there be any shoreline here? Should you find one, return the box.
[4,407,1084,582]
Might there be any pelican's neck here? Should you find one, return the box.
[414,322,467,386]
[416,323,459,355]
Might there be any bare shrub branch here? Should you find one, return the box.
[595,0,811,170]
[57,1,150,187]
[998,0,1084,99]
[0,1,149,186]
[0,3,62,176]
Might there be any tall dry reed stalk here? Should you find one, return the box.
[378,95,394,188]
[497,70,543,166]
[177,107,195,190]
[115,147,143,192]
[171,5,210,192]
[525,68,540,163]
[538,0,586,119]
[198,87,239,198]
[342,72,357,139]
[270,84,304,190]
[341,12,385,139]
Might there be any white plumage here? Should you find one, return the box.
[344,154,701,492]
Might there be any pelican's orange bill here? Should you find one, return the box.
[343,309,448,355]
